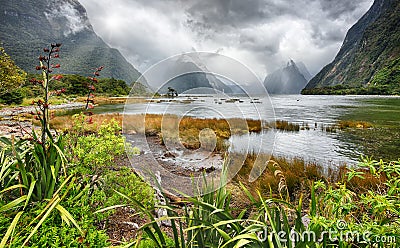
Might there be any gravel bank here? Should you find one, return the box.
[0,102,85,116]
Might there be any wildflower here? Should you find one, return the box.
[43,47,50,52]
[88,77,98,83]
[52,75,63,80]
[87,117,93,124]
[53,48,60,52]
[55,43,62,47]
[38,55,46,61]
[36,66,41,70]
[87,104,94,109]
[52,63,60,68]
[53,54,59,58]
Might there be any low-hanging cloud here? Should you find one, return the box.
[45,1,90,36]
[79,0,373,79]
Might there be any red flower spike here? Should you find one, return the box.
[51,43,56,48]
[48,69,53,73]
[52,64,60,68]
[31,100,36,105]
[53,54,59,58]
[38,56,46,61]
[53,48,60,52]
[87,117,93,124]
[52,75,63,80]
[94,72,100,76]
[41,66,47,70]
[56,43,62,47]
[36,66,41,70]
[43,48,50,52]
[98,66,104,71]
[88,104,94,109]
[61,88,66,93]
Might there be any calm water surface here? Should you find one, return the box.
[94,95,400,166]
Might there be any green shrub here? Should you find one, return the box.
[0,180,110,247]
[0,89,24,105]
[101,167,154,211]
[66,115,129,173]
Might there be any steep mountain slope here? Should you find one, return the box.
[264,60,308,94]
[0,0,144,85]
[303,0,400,94]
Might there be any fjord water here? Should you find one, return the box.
[96,95,400,166]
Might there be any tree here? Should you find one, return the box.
[167,87,178,97]
[0,46,26,94]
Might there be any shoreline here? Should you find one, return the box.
[0,102,85,117]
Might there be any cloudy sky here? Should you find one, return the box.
[79,0,373,80]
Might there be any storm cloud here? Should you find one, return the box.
[79,0,373,79]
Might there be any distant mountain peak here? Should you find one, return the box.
[264,59,309,94]
[159,55,233,94]
[287,59,296,67]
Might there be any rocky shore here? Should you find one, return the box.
[0,102,85,137]
[0,102,85,116]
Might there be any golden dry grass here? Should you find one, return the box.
[49,113,262,152]
[229,151,388,203]
[337,120,373,129]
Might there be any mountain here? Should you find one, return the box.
[158,54,232,94]
[0,0,145,85]
[303,0,400,94]
[263,60,309,94]
[296,62,312,81]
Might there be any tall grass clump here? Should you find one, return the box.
[105,156,400,247]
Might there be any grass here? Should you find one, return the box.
[273,120,300,131]
[229,152,392,205]
[50,113,263,152]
